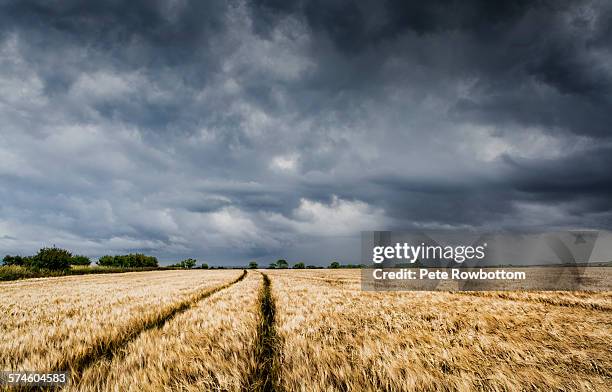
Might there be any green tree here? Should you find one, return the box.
[268,262,276,269]
[97,255,114,266]
[200,263,209,269]
[96,254,158,268]
[181,258,197,269]
[248,261,258,269]
[329,261,340,269]
[70,255,91,266]
[276,259,289,269]
[2,255,24,266]
[293,262,305,269]
[32,247,72,270]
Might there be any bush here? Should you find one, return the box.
[22,256,35,267]
[293,262,305,269]
[0,265,44,280]
[0,264,161,281]
[248,261,258,269]
[70,255,91,266]
[200,263,209,269]
[31,247,72,270]
[329,261,340,269]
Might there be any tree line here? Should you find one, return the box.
[3,248,364,271]
[3,247,90,270]
[247,260,366,269]
[98,254,158,268]
[2,247,159,270]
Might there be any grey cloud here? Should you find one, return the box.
[0,0,611,265]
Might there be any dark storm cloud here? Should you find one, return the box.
[0,0,611,264]
[0,0,230,133]
[252,0,537,48]
[0,0,226,58]
[506,147,612,196]
[254,0,612,136]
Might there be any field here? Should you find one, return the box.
[269,270,611,391]
[0,270,243,372]
[1,269,611,391]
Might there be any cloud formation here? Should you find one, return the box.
[0,0,611,264]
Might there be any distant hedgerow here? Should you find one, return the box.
[96,253,158,268]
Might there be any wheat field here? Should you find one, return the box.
[1,269,610,391]
[0,270,241,372]
[268,269,612,391]
[69,271,260,391]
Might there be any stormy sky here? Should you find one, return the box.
[0,0,611,265]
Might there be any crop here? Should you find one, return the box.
[1,268,610,391]
[268,269,612,391]
[69,272,261,391]
[0,270,241,373]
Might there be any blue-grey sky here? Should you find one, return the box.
[1,0,611,265]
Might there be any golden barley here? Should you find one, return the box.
[0,270,240,372]
[2,268,610,392]
[268,269,612,392]
[68,271,260,392]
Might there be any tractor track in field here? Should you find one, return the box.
[246,273,282,392]
[53,269,247,387]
